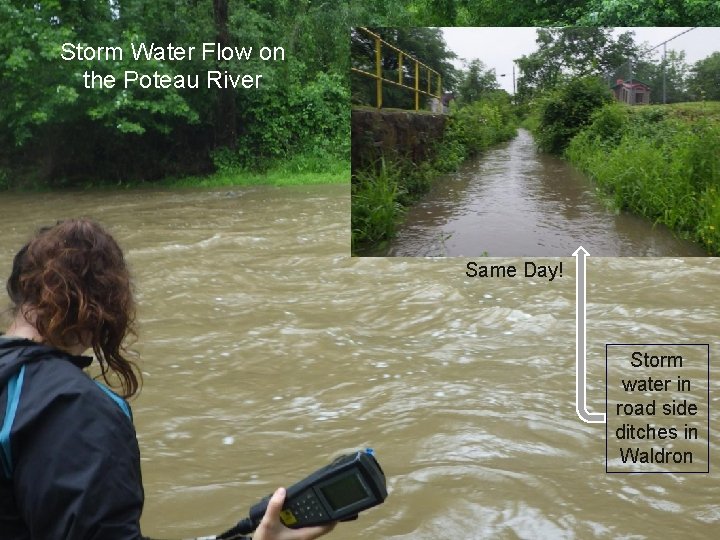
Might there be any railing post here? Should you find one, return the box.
[414,60,419,111]
[427,66,430,95]
[375,36,382,109]
[398,52,403,85]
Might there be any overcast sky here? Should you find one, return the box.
[441,27,720,93]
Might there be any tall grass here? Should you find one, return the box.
[566,102,720,254]
[351,158,405,254]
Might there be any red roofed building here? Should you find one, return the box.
[612,79,651,105]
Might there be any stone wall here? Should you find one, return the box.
[351,108,447,174]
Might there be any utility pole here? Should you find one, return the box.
[607,27,696,106]
[646,27,697,104]
[500,64,517,104]
[663,42,667,104]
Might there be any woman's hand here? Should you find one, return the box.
[252,488,336,540]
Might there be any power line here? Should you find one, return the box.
[607,27,699,105]
[649,28,697,104]
[646,27,697,54]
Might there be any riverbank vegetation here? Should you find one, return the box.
[3,3,716,191]
[516,27,720,255]
[0,145,349,192]
[566,102,720,254]
[397,0,719,25]
[1,1,358,190]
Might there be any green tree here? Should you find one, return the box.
[0,0,204,144]
[351,27,458,109]
[0,0,355,185]
[579,0,720,25]
[456,59,498,104]
[0,0,203,184]
[536,76,613,154]
[407,0,588,25]
[632,50,691,104]
[401,0,720,25]
[213,0,236,148]
[688,52,720,101]
[516,27,639,102]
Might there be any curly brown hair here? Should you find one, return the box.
[6,219,140,398]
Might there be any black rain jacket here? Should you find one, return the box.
[0,337,144,539]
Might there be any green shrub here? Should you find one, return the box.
[442,98,517,160]
[672,120,720,193]
[583,102,630,145]
[536,76,614,154]
[566,101,720,254]
[698,187,720,250]
[351,158,405,254]
[237,69,349,168]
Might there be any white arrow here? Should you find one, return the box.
[573,246,606,424]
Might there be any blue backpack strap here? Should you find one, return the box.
[94,381,132,421]
[1,365,26,478]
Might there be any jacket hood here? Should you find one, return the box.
[0,337,92,387]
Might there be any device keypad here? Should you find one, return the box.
[287,492,330,524]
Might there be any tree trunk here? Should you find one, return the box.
[213,0,236,149]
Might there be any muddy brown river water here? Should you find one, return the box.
[0,185,717,539]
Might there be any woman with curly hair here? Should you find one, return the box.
[0,219,334,540]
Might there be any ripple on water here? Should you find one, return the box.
[1,187,718,539]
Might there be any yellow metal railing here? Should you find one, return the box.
[351,27,442,111]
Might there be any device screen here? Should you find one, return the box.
[319,472,369,511]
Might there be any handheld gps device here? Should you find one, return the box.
[217,449,387,538]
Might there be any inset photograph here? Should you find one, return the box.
[351,27,720,257]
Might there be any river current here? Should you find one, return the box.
[0,185,717,539]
